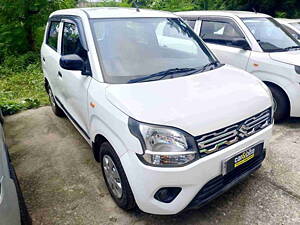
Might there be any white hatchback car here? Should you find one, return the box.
[275,18,300,40]
[177,11,300,121]
[41,8,273,215]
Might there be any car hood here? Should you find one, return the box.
[105,65,272,136]
[269,50,300,66]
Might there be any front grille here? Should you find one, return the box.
[187,147,265,209]
[196,108,272,156]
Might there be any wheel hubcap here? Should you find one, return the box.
[102,155,123,199]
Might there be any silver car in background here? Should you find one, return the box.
[0,109,31,225]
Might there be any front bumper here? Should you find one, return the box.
[186,148,265,210]
[120,125,272,215]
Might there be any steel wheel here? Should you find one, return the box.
[102,155,123,199]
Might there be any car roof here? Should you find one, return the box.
[276,18,300,24]
[275,18,293,23]
[175,10,271,18]
[50,7,178,19]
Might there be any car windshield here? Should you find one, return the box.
[90,18,218,84]
[242,17,300,52]
[290,22,300,31]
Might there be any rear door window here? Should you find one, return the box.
[185,20,196,29]
[46,21,60,51]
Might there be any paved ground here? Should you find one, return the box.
[4,107,300,225]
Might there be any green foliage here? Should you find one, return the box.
[0,0,77,57]
[0,0,299,57]
[149,0,196,11]
[0,52,39,75]
[94,1,131,7]
[129,0,300,16]
[1,99,41,115]
[0,53,48,115]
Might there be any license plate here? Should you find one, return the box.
[222,142,263,175]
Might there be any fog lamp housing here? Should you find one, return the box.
[154,187,182,203]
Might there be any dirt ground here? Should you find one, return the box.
[4,107,300,225]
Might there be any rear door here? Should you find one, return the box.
[41,20,62,96]
[198,17,251,70]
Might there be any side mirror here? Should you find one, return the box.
[60,54,84,71]
[232,38,251,50]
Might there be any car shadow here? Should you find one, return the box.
[276,117,300,128]
[126,175,257,224]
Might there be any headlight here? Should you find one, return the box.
[128,118,198,167]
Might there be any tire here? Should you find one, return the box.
[268,85,289,122]
[9,164,32,225]
[47,85,65,117]
[99,142,136,211]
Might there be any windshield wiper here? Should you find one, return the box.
[127,61,221,83]
[283,46,300,51]
[128,67,198,83]
[197,61,220,73]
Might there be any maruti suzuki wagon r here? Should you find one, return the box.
[176,11,300,121]
[41,7,273,215]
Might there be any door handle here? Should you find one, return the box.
[58,71,62,77]
[42,57,45,62]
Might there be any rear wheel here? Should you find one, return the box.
[268,85,289,122]
[99,142,136,211]
[47,86,65,117]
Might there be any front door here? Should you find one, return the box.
[198,18,251,70]
[57,20,92,139]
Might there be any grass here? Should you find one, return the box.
[0,53,49,115]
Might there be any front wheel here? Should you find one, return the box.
[100,142,136,211]
[268,85,289,122]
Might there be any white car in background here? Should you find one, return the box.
[0,109,31,225]
[276,18,300,40]
[177,11,300,121]
[41,8,273,215]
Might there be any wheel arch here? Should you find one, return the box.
[92,134,109,162]
[263,81,291,114]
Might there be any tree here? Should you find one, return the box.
[0,0,76,57]
[0,0,299,59]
